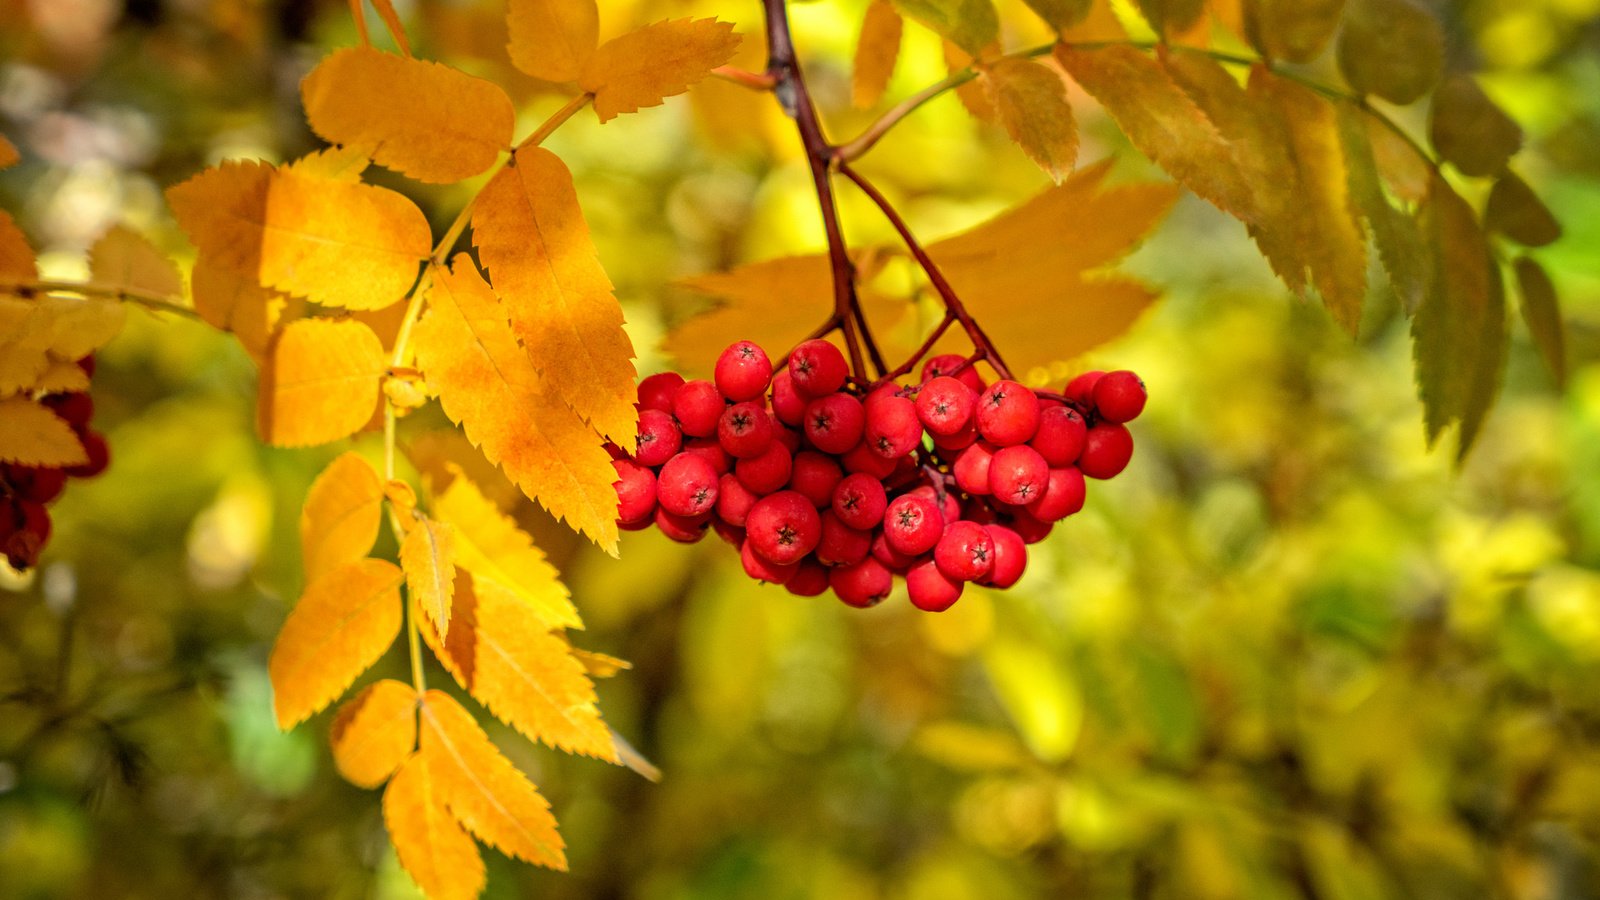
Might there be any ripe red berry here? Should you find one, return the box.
[988,445,1049,505]
[680,437,731,476]
[921,353,984,394]
[3,498,51,570]
[741,538,797,585]
[1079,423,1134,479]
[1031,406,1087,467]
[1093,370,1147,423]
[657,453,719,517]
[786,560,830,597]
[716,473,759,527]
[715,340,772,402]
[953,441,997,496]
[673,379,724,437]
[788,339,849,398]
[909,484,961,528]
[803,393,865,455]
[1027,467,1086,523]
[718,401,774,459]
[745,490,822,565]
[907,558,963,612]
[4,464,67,504]
[636,372,685,412]
[864,393,921,459]
[934,520,995,582]
[43,392,94,430]
[871,530,915,571]
[816,511,872,567]
[634,409,682,466]
[654,507,710,543]
[66,432,109,479]
[612,459,657,525]
[976,380,1040,447]
[830,557,893,608]
[773,418,801,453]
[842,442,899,480]
[1063,370,1105,406]
[980,525,1027,589]
[734,440,793,494]
[930,419,978,453]
[788,451,843,508]
[711,517,745,547]
[884,493,944,556]
[1008,509,1054,544]
[769,369,807,427]
[915,376,975,437]
[832,473,887,530]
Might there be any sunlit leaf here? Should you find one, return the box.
[269,558,404,728]
[1429,76,1522,178]
[401,514,458,637]
[329,679,417,788]
[1513,256,1564,388]
[1336,0,1444,105]
[578,18,742,123]
[190,256,297,359]
[1485,172,1561,248]
[300,451,384,583]
[0,295,125,396]
[0,210,36,281]
[944,40,998,123]
[384,753,485,900]
[87,225,182,299]
[1242,0,1344,63]
[892,0,999,57]
[258,318,386,448]
[0,397,88,467]
[570,648,630,678]
[853,0,903,109]
[982,57,1077,182]
[507,0,598,83]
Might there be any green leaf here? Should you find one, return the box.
[1135,0,1206,38]
[1242,0,1345,63]
[891,0,999,57]
[982,58,1078,182]
[1485,172,1562,248]
[1513,256,1565,387]
[1019,0,1092,31]
[1336,103,1431,314]
[1336,0,1445,105]
[1429,76,1523,178]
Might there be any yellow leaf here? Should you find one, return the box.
[412,259,620,551]
[853,0,903,109]
[384,753,485,900]
[0,135,18,169]
[982,57,1077,182]
[0,397,88,467]
[27,359,90,395]
[269,558,404,729]
[402,515,458,637]
[507,0,598,83]
[88,225,183,299]
[0,295,125,396]
[259,318,386,448]
[420,689,567,869]
[302,47,515,184]
[330,679,418,788]
[190,255,298,359]
[431,465,580,632]
[285,143,373,181]
[166,159,430,311]
[406,429,523,513]
[472,147,636,444]
[0,210,37,281]
[422,571,616,761]
[945,41,997,124]
[570,647,630,678]
[300,451,385,583]
[578,18,742,123]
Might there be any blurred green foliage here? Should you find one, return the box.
[3,0,1600,898]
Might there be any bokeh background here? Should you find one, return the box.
[3,0,1600,897]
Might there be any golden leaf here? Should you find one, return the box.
[88,225,183,299]
[27,359,90,395]
[300,451,385,583]
[507,0,598,83]
[329,679,418,789]
[384,753,485,900]
[472,147,636,444]
[570,647,630,678]
[402,515,458,637]
[982,57,1077,182]
[269,558,404,729]
[422,571,616,761]
[411,259,620,552]
[302,47,515,184]
[420,689,567,869]
[0,397,88,467]
[0,135,18,169]
[190,255,298,359]
[258,318,386,448]
[578,18,742,123]
[945,41,997,123]
[166,159,430,311]
[285,143,373,181]
[431,465,580,632]
[0,295,125,396]
[406,430,523,513]
[0,210,37,281]
[853,0,903,109]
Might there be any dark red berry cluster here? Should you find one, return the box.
[609,339,1145,611]
[1,356,109,571]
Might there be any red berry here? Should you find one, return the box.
[864,393,921,459]
[712,517,745,546]
[1008,509,1054,544]
[4,498,51,570]
[773,418,802,453]
[816,511,872,567]
[769,369,807,427]
[962,496,1000,526]
[915,376,975,437]
[1063,370,1105,406]
[871,530,915,571]
[657,453,719,517]
[988,445,1049,505]
[930,419,978,453]
[953,441,997,496]
[803,393,865,455]
[830,557,893,608]
[718,401,774,459]
[1027,467,1086,522]
[714,340,772,402]
[634,409,682,467]
[831,473,887,530]
[637,372,685,412]
[4,465,66,504]
[884,493,944,556]
[907,558,963,612]
[1093,370,1147,423]
[1079,423,1134,479]
[741,538,797,585]
[842,442,899,480]
[680,437,731,476]
[716,473,759,527]
[1031,406,1087,467]
[43,393,94,430]
[976,380,1040,447]
[980,525,1027,589]
[65,431,110,479]
[788,339,849,398]
[734,441,793,494]
[673,379,724,438]
[786,560,830,597]
[611,459,657,525]
[788,451,843,508]
[921,353,984,394]
[654,507,710,543]
[934,520,995,582]
[908,484,960,527]
[745,490,822,565]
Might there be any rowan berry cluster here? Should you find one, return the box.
[1,356,109,571]
[610,339,1145,611]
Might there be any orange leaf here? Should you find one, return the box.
[0,397,88,467]
[384,753,485,900]
[401,514,458,637]
[422,571,616,762]
[330,679,418,788]
[420,689,567,869]
[0,135,18,169]
[0,210,38,281]
[258,318,386,447]
[431,464,580,632]
[166,159,430,311]
[507,0,598,83]
[472,147,636,444]
[411,259,620,552]
[300,451,385,583]
[190,255,298,359]
[269,558,404,729]
[578,18,742,123]
[302,47,515,184]
[570,647,630,678]
[982,57,1078,182]
[853,0,903,108]
[88,225,183,299]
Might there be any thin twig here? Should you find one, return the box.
[1,279,201,321]
[711,66,778,91]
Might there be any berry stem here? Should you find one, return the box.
[878,312,954,385]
